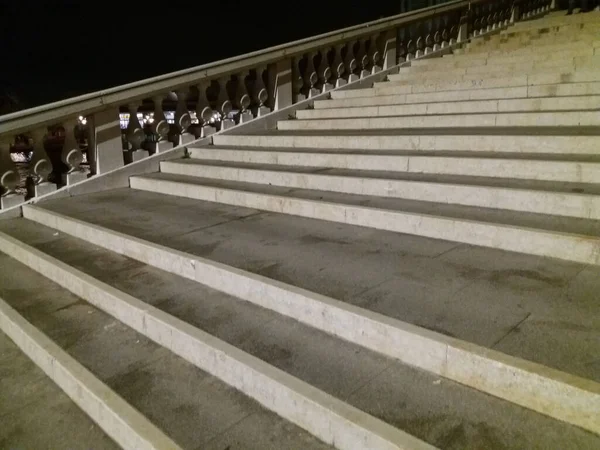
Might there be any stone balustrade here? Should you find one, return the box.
[0,0,546,209]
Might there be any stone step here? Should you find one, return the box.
[0,325,121,450]
[315,82,600,108]
[446,41,600,60]
[6,219,598,448]
[0,223,426,450]
[467,29,600,46]
[0,234,341,450]
[390,63,600,85]
[159,159,600,220]
[128,172,600,265]
[213,131,600,155]
[507,12,600,31]
[332,71,600,98]
[21,200,600,438]
[498,19,600,37]
[189,146,600,184]
[278,111,600,131]
[391,60,600,83]
[467,32,600,51]
[409,49,599,69]
[306,95,600,118]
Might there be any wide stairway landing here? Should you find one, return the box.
[2,10,600,450]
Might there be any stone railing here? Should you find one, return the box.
[0,0,548,209]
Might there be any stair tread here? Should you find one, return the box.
[36,187,600,386]
[133,172,600,238]
[173,157,600,195]
[196,145,600,162]
[0,326,120,450]
[0,225,333,450]
[232,126,600,137]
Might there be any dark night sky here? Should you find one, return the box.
[0,1,407,110]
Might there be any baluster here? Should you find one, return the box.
[195,80,215,137]
[318,48,334,93]
[344,41,360,83]
[27,127,55,197]
[174,89,193,145]
[235,71,253,124]
[60,118,87,185]
[217,76,235,131]
[354,39,368,78]
[305,52,320,98]
[150,95,173,153]
[368,35,382,73]
[126,103,148,163]
[332,43,346,88]
[292,57,306,103]
[0,136,24,208]
[254,66,271,116]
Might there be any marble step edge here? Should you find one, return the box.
[407,50,600,70]
[277,111,600,130]
[0,228,431,450]
[159,160,600,220]
[22,204,600,436]
[188,147,600,183]
[297,96,600,118]
[313,84,600,108]
[129,173,600,264]
[331,73,600,99]
[0,295,181,450]
[212,134,600,155]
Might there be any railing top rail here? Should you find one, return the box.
[0,0,494,134]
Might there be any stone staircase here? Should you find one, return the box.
[2,9,600,450]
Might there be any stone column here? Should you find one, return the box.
[0,137,24,208]
[89,107,125,174]
[272,58,293,110]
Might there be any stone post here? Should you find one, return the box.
[89,107,125,174]
[272,58,293,110]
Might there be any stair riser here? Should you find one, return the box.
[0,232,420,450]
[468,36,600,52]
[409,51,599,70]
[506,18,600,34]
[191,148,600,184]
[0,296,180,450]
[317,83,600,108]
[389,63,600,84]
[129,176,600,265]
[23,204,600,437]
[398,56,600,76]
[299,96,600,119]
[332,72,600,98]
[160,162,600,220]
[213,134,599,155]
[279,112,600,131]
[415,47,598,67]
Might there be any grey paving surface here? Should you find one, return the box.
[174,157,600,195]
[2,215,600,449]
[134,172,600,237]
[38,188,600,383]
[0,329,119,450]
[0,251,331,450]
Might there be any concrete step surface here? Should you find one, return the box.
[315,82,600,108]
[0,325,120,450]
[189,146,600,184]
[159,158,600,220]
[277,111,600,131]
[213,130,600,155]
[4,216,599,447]
[0,234,335,450]
[24,190,600,436]
[333,71,600,98]
[299,95,600,118]
[129,172,600,265]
